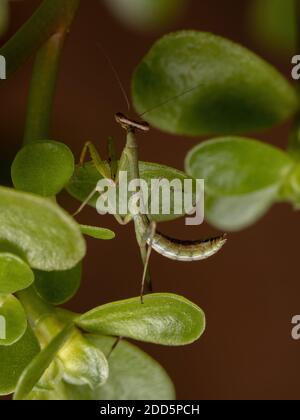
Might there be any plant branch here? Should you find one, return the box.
[21,0,80,144]
[23,32,66,144]
[17,287,63,346]
[0,0,80,78]
[17,287,54,327]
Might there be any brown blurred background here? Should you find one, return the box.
[1,0,300,401]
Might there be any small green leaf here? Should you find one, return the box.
[34,263,82,306]
[75,293,205,346]
[11,141,75,197]
[132,31,298,136]
[0,326,40,396]
[0,253,34,294]
[0,187,86,271]
[85,336,175,400]
[0,294,27,346]
[14,324,75,400]
[80,225,115,240]
[27,336,175,400]
[186,137,293,231]
[104,0,185,32]
[249,0,296,55]
[58,330,109,389]
[67,161,197,222]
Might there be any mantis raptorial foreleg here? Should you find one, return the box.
[80,141,111,180]
[74,138,132,225]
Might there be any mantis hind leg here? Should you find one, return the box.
[138,221,157,303]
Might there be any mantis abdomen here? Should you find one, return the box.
[148,232,227,262]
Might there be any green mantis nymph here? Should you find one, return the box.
[75,111,227,301]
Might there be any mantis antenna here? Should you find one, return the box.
[97,43,131,112]
[138,82,204,118]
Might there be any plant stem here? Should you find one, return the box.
[0,0,80,78]
[23,32,65,144]
[17,287,63,346]
[22,1,80,144]
[17,287,54,327]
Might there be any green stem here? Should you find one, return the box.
[17,287,53,325]
[17,287,62,346]
[0,0,80,78]
[23,32,66,144]
[22,1,80,144]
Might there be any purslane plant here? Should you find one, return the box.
[0,1,298,401]
[0,1,209,401]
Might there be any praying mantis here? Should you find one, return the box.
[73,46,226,301]
[75,110,227,302]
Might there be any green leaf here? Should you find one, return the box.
[57,330,109,389]
[249,0,296,55]
[75,293,205,346]
[67,161,197,222]
[103,0,185,32]
[0,294,27,346]
[85,336,175,400]
[80,225,115,240]
[34,263,82,306]
[205,188,278,231]
[0,187,86,271]
[185,137,293,231]
[0,326,40,396]
[0,0,9,37]
[132,31,298,136]
[14,324,75,400]
[0,253,34,294]
[27,336,175,401]
[29,336,175,400]
[11,141,75,197]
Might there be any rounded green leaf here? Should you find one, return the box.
[75,293,205,346]
[0,326,40,396]
[185,137,293,230]
[11,141,75,197]
[0,253,34,294]
[0,294,27,346]
[205,188,278,231]
[104,0,185,32]
[0,187,86,271]
[132,31,298,136]
[80,225,115,240]
[249,0,296,55]
[67,161,197,222]
[14,324,75,400]
[34,263,82,306]
[186,137,292,196]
